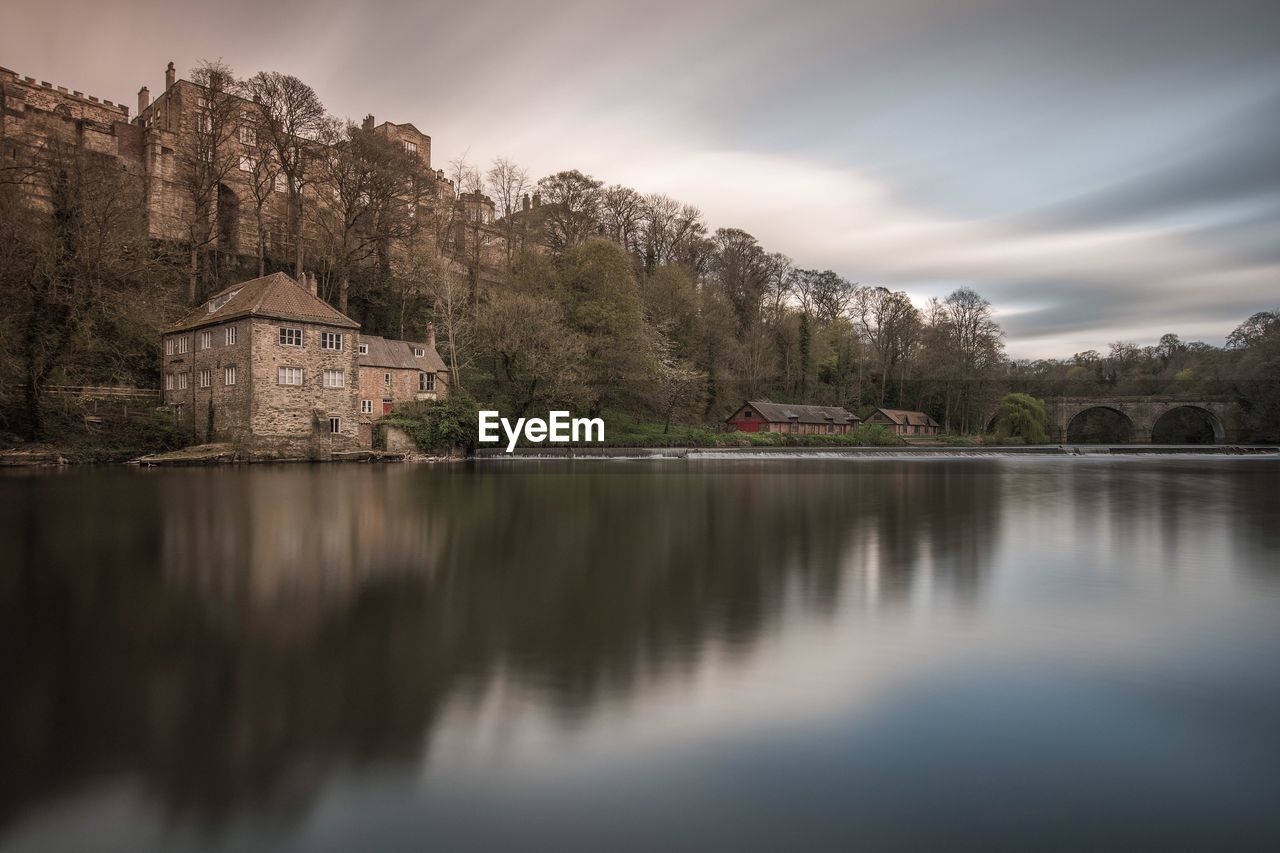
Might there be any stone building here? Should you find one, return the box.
[356,328,450,446]
[2,61,456,270]
[162,272,362,451]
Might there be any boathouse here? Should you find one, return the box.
[726,401,860,435]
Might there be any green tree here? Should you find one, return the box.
[994,392,1048,443]
[555,239,656,414]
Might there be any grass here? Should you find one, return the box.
[599,410,906,448]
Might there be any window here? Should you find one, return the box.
[413,347,424,357]
[403,140,417,155]
[165,373,174,391]
[279,327,303,347]
[322,369,345,388]
[225,325,237,346]
[224,365,237,386]
[329,417,341,434]
[274,173,287,193]
[358,343,368,355]
[199,330,212,350]
[177,372,189,390]
[320,332,343,351]
[165,338,175,356]
[383,372,391,387]
[239,155,252,172]
[198,114,212,133]
[198,368,211,388]
[361,400,373,414]
[176,336,190,354]
[419,371,435,392]
[238,125,255,146]
[278,367,303,386]
[208,289,239,313]
[743,409,753,419]
[197,96,210,110]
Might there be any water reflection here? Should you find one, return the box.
[0,459,1278,849]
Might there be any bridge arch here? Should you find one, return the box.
[1151,405,1224,444]
[1066,406,1134,444]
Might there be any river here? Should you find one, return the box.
[1,458,1279,851]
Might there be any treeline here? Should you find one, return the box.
[1,61,1277,443]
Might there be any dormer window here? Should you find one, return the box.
[358,343,368,355]
[414,347,425,357]
[207,290,239,313]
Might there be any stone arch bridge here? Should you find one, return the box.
[1040,396,1241,444]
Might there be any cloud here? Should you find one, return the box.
[4,0,1279,358]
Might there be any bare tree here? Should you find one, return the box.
[178,60,240,302]
[484,157,529,269]
[599,185,645,258]
[535,169,602,254]
[317,121,421,312]
[243,71,327,280]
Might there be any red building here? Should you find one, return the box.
[726,400,860,435]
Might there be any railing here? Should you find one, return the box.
[42,385,161,402]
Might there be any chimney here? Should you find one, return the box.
[522,193,530,213]
[306,272,317,296]
[532,191,541,208]
[362,114,374,131]
[426,322,436,351]
[137,86,150,115]
[165,62,176,90]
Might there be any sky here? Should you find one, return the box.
[3,0,1278,358]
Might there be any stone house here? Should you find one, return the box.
[726,401,860,435]
[864,408,941,437]
[356,328,450,446]
[162,272,362,451]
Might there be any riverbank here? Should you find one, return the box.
[473,444,1280,459]
[4,442,1276,467]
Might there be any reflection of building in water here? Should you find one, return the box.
[2,462,1004,833]
[160,469,445,625]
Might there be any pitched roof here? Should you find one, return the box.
[359,334,447,372]
[167,273,360,332]
[869,408,940,427]
[734,400,860,426]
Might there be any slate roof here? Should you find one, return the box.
[735,400,860,426]
[359,334,447,373]
[868,408,940,428]
[167,273,360,332]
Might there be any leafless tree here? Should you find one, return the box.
[535,169,603,254]
[317,121,421,312]
[484,157,529,269]
[243,71,328,280]
[178,59,240,302]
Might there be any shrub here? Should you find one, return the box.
[381,394,480,454]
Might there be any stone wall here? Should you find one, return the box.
[162,320,254,443]
[249,319,361,449]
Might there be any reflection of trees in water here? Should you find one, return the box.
[0,462,1002,830]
